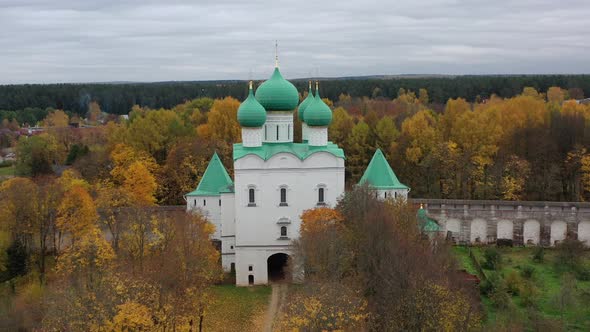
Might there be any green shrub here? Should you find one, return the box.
[574,265,590,281]
[479,272,503,296]
[520,281,541,308]
[505,271,522,295]
[482,247,502,270]
[521,265,535,279]
[555,239,585,270]
[532,246,544,263]
[490,282,511,309]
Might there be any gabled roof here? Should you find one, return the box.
[359,149,409,190]
[186,152,234,196]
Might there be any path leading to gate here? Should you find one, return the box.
[262,283,288,332]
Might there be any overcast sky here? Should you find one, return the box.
[1,0,589,84]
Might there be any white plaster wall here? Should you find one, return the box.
[445,218,461,237]
[235,247,292,286]
[497,220,514,240]
[578,221,590,245]
[302,123,309,141]
[263,112,294,143]
[234,151,345,285]
[220,193,235,238]
[308,127,328,146]
[470,219,487,243]
[550,220,567,245]
[375,189,409,200]
[242,127,263,147]
[221,252,235,272]
[523,220,540,245]
[186,195,222,239]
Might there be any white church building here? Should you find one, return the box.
[185,61,409,286]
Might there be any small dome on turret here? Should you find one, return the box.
[298,81,314,122]
[304,82,332,127]
[255,67,299,111]
[237,81,267,127]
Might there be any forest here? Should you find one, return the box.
[2,83,590,202]
[0,74,589,115]
[2,82,590,330]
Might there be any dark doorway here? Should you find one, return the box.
[248,275,254,285]
[267,253,290,282]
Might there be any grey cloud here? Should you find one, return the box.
[0,0,589,83]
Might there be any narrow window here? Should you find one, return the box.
[248,188,255,206]
[248,265,253,271]
[318,187,325,204]
[288,124,291,140]
[276,125,279,140]
[280,188,287,206]
[280,226,287,237]
[203,199,206,206]
[264,125,267,139]
[219,199,221,206]
[384,192,387,199]
[230,263,235,273]
[194,199,196,206]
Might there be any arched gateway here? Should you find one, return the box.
[267,253,290,282]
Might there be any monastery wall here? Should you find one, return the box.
[411,199,590,246]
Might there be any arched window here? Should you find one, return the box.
[280,187,287,206]
[384,192,387,199]
[248,188,256,206]
[203,199,207,206]
[280,226,287,237]
[318,187,325,205]
[276,125,280,140]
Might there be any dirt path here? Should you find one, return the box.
[262,283,287,332]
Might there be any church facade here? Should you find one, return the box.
[185,62,409,286]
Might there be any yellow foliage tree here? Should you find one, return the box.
[43,110,69,127]
[123,160,158,206]
[56,184,98,240]
[206,97,241,143]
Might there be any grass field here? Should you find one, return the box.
[203,284,271,332]
[453,246,590,330]
[0,165,15,177]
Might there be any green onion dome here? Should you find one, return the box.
[304,83,332,127]
[255,67,299,111]
[298,81,314,122]
[237,82,267,127]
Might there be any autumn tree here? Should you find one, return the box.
[43,110,69,128]
[198,97,241,143]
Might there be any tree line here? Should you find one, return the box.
[3,84,590,202]
[1,75,588,115]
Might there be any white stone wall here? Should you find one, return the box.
[374,189,409,200]
[307,127,328,146]
[234,151,345,285]
[241,127,263,147]
[220,193,236,271]
[235,247,292,286]
[470,218,487,243]
[445,218,461,240]
[497,220,514,240]
[523,220,540,245]
[263,112,294,143]
[578,221,590,245]
[302,123,309,142]
[550,220,567,245]
[186,195,222,239]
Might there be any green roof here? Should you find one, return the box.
[233,142,345,161]
[304,86,332,127]
[298,82,314,121]
[359,149,409,190]
[238,83,267,127]
[417,208,441,232]
[255,67,299,111]
[186,152,234,196]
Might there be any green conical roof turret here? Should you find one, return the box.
[238,81,267,127]
[298,81,314,121]
[186,152,234,196]
[304,81,332,127]
[359,149,409,190]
